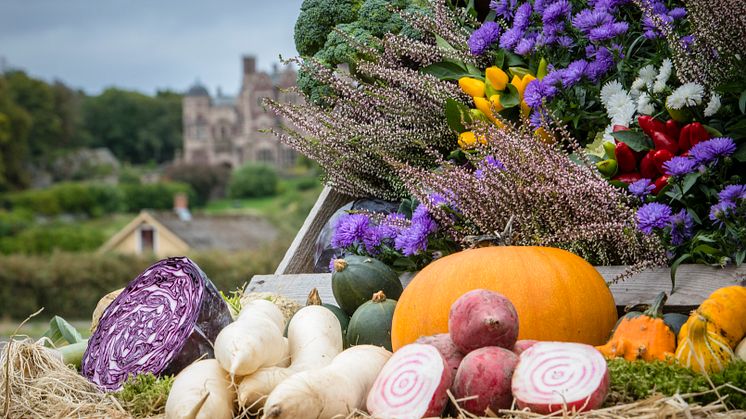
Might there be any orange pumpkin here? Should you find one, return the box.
[391,246,617,350]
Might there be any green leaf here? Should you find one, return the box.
[435,35,457,52]
[444,98,472,134]
[681,172,701,195]
[703,124,723,137]
[739,90,746,114]
[493,49,505,68]
[508,66,531,79]
[736,249,746,266]
[670,253,690,293]
[506,53,526,67]
[498,84,521,108]
[421,61,470,81]
[734,142,746,162]
[610,130,653,152]
[692,244,720,255]
[42,316,84,347]
[466,64,482,77]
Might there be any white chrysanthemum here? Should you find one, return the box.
[600,80,625,108]
[631,77,646,93]
[638,65,657,89]
[606,91,636,127]
[603,124,615,142]
[666,82,705,110]
[636,92,656,115]
[653,59,672,93]
[704,93,722,117]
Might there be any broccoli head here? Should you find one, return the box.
[357,0,426,38]
[294,0,364,57]
[315,22,380,66]
[296,59,337,108]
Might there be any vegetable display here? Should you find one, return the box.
[262,345,392,419]
[391,247,618,350]
[81,257,233,391]
[214,299,288,376]
[331,256,403,316]
[164,359,234,419]
[512,342,610,414]
[453,346,518,415]
[448,289,519,353]
[366,343,453,419]
[346,291,397,350]
[414,334,464,375]
[596,292,676,361]
[237,304,344,412]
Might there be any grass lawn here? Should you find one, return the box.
[0,318,91,342]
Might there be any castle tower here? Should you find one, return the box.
[182,82,212,165]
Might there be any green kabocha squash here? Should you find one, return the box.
[284,288,349,339]
[331,256,403,316]
[346,291,397,351]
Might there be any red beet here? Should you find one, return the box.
[448,289,519,353]
[452,346,518,415]
[512,340,538,355]
[416,333,464,374]
[367,343,453,419]
[512,342,609,414]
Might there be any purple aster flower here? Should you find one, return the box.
[331,213,370,248]
[395,223,431,256]
[490,0,518,20]
[668,7,686,20]
[379,212,406,239]
[669,209,694,245]
[561,59,587,87]
[689,137,737,165]
[718,184,746,203]
[428,193,448,207]
[588,22,617,42]
[540,21,564,43]
[589,0,631,9]
[542,0,571,23]
[475,155,506,178]
[709,201,735,228]
[542,70,563,87]
[362,225,385,253]
[513,3,533,31]
[515,34,537,55]
[572,9,613,33]
[468,21,502,55]
[523,79,558,107]
[529,108,549,128]
[557,35,574,48]
[585,47,614,81]
[628,178,655,198]
[533,0,548,14]
[663,156,696,177]
[680,35,695,50]
[499,27,524,50]
[637,202,673,234]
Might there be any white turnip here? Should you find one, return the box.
[165,359,234,419]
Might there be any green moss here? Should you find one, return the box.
[115,373,174,418]
[607,359,746,409]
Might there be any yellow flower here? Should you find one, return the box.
[485,66,509,91]
[458,131,477,148]
[534,127,555,144]
[516,74,536,98]
[458,77,485,98]
[474,96,505,127]
[510,75,522,92]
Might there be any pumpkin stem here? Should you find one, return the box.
[644,292,668,318]
[333,259,348,272]
[463,215,516,248]
[372,291,387,303]
[306,288,323,306]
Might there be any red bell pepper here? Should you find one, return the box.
[679,123,692,151]
[665,120,681,142]
[652,149,674,173]
[615,142,637,173]
[652,131,679,154]
[688,122,709,148]
[653,175,670,194]
[640,150,660,179]
[612,172,642,185]
[638,116,666,139]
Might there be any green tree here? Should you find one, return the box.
[0,77,32,190]
[228,164,279,199]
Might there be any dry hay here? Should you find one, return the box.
[1,322,129,419]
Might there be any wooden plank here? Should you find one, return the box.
[247,264,746,310]
[274,186,355,275]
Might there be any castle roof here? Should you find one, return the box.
[186,82,210,97]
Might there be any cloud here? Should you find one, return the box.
[0,0,304,94]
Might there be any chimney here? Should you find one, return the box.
[243,56,256,75]
[173,192,192,221]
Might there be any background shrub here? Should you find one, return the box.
[228,163,278,199]
[163,163,230,206]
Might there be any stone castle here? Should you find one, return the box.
[182,56,299,169]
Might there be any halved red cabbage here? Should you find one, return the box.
[81,257,232,391]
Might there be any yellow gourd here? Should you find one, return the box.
[695,286,746,347]
[675,313,735,374]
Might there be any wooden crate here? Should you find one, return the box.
[249,186,746,312]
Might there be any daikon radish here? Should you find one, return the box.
[512,342,609,414]
[367,343,453,419]
[237,305,343,411]
[214,300,287,376]
[262,345,391,419]
[165,359,234,419]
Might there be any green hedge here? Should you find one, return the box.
[3,181,196,217]
[0,245,285,320]
[0,224,107,254]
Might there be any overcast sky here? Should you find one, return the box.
[0,0,304,95]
